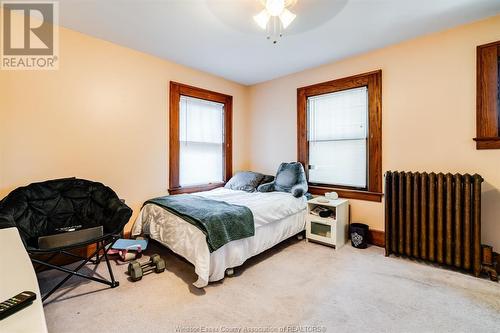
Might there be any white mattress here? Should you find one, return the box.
[131,188,307,287]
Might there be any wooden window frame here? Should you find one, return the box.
[297,70,383,202]
[168,81,232,195]
[474,40,500,149]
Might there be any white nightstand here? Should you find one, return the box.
[306,197,349,249]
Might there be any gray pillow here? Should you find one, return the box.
[257,162,308,198]
[225,171,265,192]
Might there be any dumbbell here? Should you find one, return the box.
[127,254,166,282]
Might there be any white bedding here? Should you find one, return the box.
[131,188,307,287]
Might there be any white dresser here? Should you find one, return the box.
[306,197,349,249]
[0,227,47,333]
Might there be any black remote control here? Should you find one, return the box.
[0,291,36,320]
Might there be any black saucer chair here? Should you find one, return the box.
[0,178,132,302]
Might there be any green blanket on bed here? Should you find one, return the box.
[145,194,254,252]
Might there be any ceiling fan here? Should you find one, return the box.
[253,0,297,43]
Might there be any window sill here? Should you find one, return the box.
[473,137,500,149]
[168,182,225,195]
[308,185,383,202]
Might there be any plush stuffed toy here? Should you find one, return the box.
[257,162,308,198]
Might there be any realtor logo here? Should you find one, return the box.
[1,1,59,70]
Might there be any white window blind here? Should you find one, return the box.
[307,86,368,188]
[179,95,224,187]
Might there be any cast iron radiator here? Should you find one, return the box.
[384,171,498,281]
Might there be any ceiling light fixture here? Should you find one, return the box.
[253,0,297,44]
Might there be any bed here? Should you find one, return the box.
[131,187,307,288]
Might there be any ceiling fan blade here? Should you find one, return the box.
[253,9,271,30]
[279,8,296,29]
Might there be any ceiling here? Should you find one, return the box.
[57,0,500,85]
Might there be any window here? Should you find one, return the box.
[475,40,500,149]
[169,82,232,194]
[308,87,368,189]
[297,70,382,202]
[179,96,224,186]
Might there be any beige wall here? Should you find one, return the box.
[0,26,250,233]
[248,15,500,250]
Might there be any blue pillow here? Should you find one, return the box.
[224,171,265,192]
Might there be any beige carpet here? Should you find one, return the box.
[38,238,500,333]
